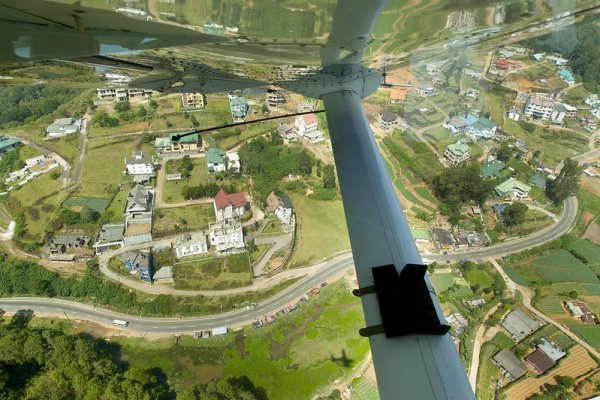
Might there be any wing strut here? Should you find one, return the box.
[322,90,474,400]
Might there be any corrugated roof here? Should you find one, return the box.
[525,348,555,374]
[446,141,470,156]
[206,147,226,164]
[481,160,505,178]
[501,309,541,342]
[493,349,527,380]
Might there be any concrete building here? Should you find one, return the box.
[209,219,245,254]
[96,88,153,101]
[266,89,286,107]
[124,152,155,181]
[495,178,531,200]
[524,96,555,120]
[444,140,471,165]
[213,189,247,221]
[295,113,318,136]
[155,133,201,156]
[181,92,205,109]
[124,184,153,227]
[93,223,125,254]
[465,117,497,139]
[266,191,294,226]
[46,117,82,137]
[175,234,208,258]
[153,266,174,284]
[417,84,436,96]
[378,110,400,132]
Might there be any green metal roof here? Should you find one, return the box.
[154,137,171,148]
[170,132,198,143]
[446,141,470,156]
[206,147,225,164]
[495,178,531,195]
[0,137,20,152]
[480,160,505,179]
[472,117,497,130]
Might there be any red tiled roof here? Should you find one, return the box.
[302,114,317,125]
[214,189,247,210]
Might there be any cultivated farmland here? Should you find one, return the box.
[532,250,598,283]
[503,345,596,400]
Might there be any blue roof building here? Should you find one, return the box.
[558,69,575,85]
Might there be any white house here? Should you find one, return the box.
[226,151,241,172]
[495,178,531,200]
[546,55,569,66]
[266,191,294,226]
[418,84,436,96]
[524,96,555,120]
[295,113,318,135]
[213,189,247,221]
[175,234,208,257]
[124,152,155,177]
[508,107,521,121]
[46,117,82,137]
[465,117,497,139]
[209,219,245,254]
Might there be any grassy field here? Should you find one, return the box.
[75,137,138,199]
[153,204,214,238]
[103,188,129,222]
[503,119,589,166]
[174,253,252,290]
[490,332,515,349]
[8,171,61,208]
[532,250,598,283]
[465,269,493,290]
[113,281,368,397]
[502,265,529,286]
[476,344,499,400]
[162,157,209,203]
[431,273,454,292]
[431,272,473,298]
[288,194,350,267]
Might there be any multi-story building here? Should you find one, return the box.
[295,113,318,136]
[209,219,245,254]
[524,96,555,120]
[96,88,153,101]
[213,189,247,221]
[154,133,201,156]
[444,141,471,165]
[124,152,155,179]
[266,191,294,226]
[123,184,153,227]
[378,110,400,132]
[181,92,205,109]
[266,89,286,107]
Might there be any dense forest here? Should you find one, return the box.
[0,317,263,399]
[523,16,600,92]
[0,85,83,128]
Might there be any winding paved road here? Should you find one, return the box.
[0,255,354,334]
[0,195,578,334]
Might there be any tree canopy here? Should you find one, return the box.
[503,202,528,227]
[238,136,313,203]
[545,158,582,203]
[432,163,495,207]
